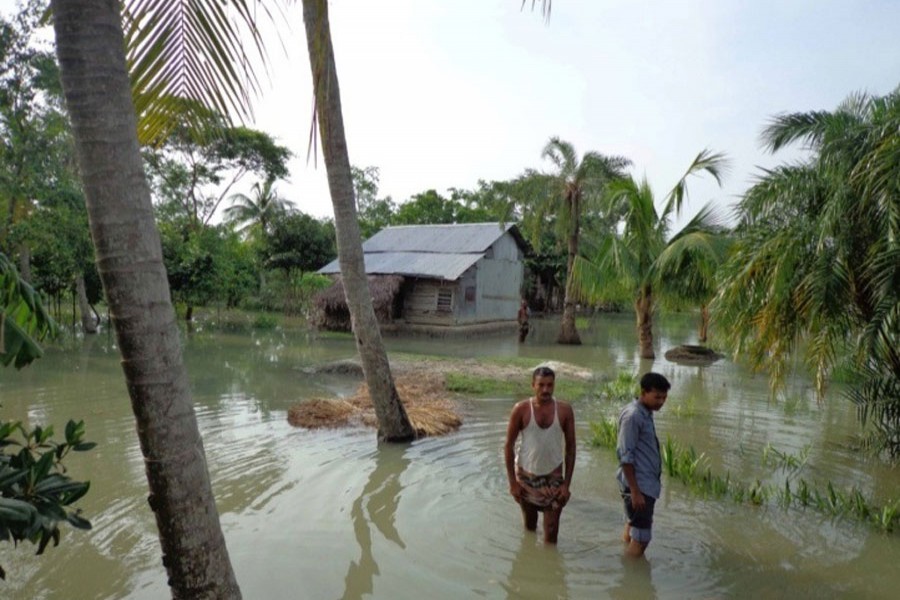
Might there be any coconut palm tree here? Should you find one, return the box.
[539,137,631,344]
[572,150,728,359]
[225,177,291,238]
[300,0,415,441]
[50,1,242,596]
[713,89,900,455]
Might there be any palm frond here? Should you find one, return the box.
[521,0,552,21]
[125,0,282,144]
[661,149,729,219]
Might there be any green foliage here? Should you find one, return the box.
[124,1,275,144]
[713,89,900,456]
[352,165,396,238]
[1,253,56,368]
[588,417,618,449]
[264,212,336,275]
[0,420,94,576]
[225,178,291,239]
[392,189,491,226]
[599,371,638,403]
[144,119,291,230]
[572,151,728,309]
[251,313,279,330]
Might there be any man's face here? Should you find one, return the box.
[532,374,555,402]
[639,388,667,411]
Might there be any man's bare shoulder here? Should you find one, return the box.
[556,399,575,420]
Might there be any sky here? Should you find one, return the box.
[249,0,900,227]
[5,0,900,228]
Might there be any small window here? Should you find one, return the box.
[437,289,453,312]
[465,286,476,302]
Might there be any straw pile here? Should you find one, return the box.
[287,372,462,437]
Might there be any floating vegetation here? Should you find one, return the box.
[588,417,899,533]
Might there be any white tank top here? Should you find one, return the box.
[515,399,564,476]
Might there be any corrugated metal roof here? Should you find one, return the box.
[318,222,528,281]
[362,222,516,253]
[318,252,482,280]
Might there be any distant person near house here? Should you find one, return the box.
[517,299,530,343]
[504,366,576,544]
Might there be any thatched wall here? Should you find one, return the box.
[312,275,404,331]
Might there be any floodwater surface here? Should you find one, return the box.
[1,314,898,599]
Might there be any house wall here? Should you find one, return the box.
[400,232,524,326]
[473,235,523,323]
[401,279,456,325]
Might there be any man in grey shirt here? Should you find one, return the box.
[616,372,670,558]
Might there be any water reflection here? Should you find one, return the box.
[342,444,410,600]
[501,534,569,599]
[609,555,656,600]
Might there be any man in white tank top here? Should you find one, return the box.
[503,366,576,544]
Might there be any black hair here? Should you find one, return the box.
[532,366,556,381]
[639,372,670,393]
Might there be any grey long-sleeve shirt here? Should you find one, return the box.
[616,399,662,499]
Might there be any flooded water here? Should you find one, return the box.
[1,314,898,599]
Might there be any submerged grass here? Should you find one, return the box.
[589,418,900,533]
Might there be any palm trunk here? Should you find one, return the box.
[75,273,97,334]
[301,0,415,442]
[699,303,709,344]
[635,285,655,359]
[51,2,241,598]
[557,203,581,345]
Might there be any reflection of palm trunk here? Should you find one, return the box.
[342,445,410,600]
[699,304,709,343]
[636,286,654,359]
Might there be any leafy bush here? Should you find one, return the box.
[0,419,94,579]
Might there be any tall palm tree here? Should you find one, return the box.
[573,150,727,358]
[297,0,552,434]
[300,0,415,441]
[540,137,631,344]
[50,1,241,597]
[713,89,900,455]
[225,177,291,237]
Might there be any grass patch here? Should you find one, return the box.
[445,373,528,397]
[444,372,592,399]
[589,417,900,533]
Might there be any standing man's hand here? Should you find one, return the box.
[509,480,524,503]
[630,489,646,512]
[555,483,571,507]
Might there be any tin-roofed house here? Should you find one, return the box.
[315,222,529,333]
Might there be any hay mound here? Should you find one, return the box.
[287,373,462,438]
